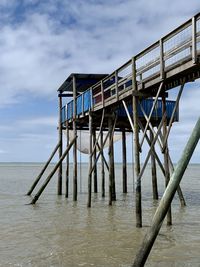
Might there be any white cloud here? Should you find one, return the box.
[0,0,199,107]
[0,0,199,162]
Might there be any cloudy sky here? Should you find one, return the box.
[0,0,199,163]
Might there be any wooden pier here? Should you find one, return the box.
[28,13,200,230]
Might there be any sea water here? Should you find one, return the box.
[0,163,199,267]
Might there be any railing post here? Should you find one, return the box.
[90,88,94,111]
[160,38,165,79]
[115,71,119,101]
[192,16,197,64]
[101,81,105,108]
[82,94,84,116]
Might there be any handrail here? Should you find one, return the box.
[63,13,200,123]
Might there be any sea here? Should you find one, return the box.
[0,163,199,267]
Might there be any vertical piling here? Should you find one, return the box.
[132,117,200,267]
[87,112,93,207]
[93,128,98,193]
[132,57,142,227]
[65,121,69,198]
[162,95,172,225]
[122,129,127,193]
[150,130,158,200]
[108,117,113,205]
[73,75,77,201]
[57,94,63,195]
[101,130,105,197]
[110,115,116,201]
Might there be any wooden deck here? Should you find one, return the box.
[59,13,200,129]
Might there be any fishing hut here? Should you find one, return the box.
[28,13,200,230]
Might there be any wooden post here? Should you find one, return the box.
[160,38,164,79]
[30,137,77,205]
[112,134,116,201]
[132,57,142,227]
[87,112,93,207]
[101,130,105,197]
[93,128,98,193]
[110,115,116,201]
[108,117,113,205]
[192,16,197,64]
[132,117,200,267]
[73,75,77,201]
[122,129,127,193]
[150,130,158,200]
[162,95,172,225]
[27,142,60,196]
[65,121,69,198]
[58,95,63,195]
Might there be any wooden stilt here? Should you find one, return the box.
[87,112,93,207]
[96,142,109,171]
[162,95,172,225]
[65,121,69,198]
[30,137,77,205]
[132,117,200,267]
[132,57,142,227]
[111,135,116,201]
[27,142,60,196]
[168,157,186,206]
[150,130,158,200]
[57,95,63,195]
[73,75,77,201]
[108,116,113,205]
[122,129,127,193]
[139,102,186,206]
[93,128,98,193]
[110,115,116,201]
[101,130,105,198]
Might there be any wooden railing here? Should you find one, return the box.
[65,13,200,122]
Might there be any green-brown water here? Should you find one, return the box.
[0,163,200,266]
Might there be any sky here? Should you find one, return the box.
[0,0,199,163]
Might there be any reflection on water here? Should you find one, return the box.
[0,163,199,267]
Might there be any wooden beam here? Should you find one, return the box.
[30,136,77,205]
[27,142,60,196]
